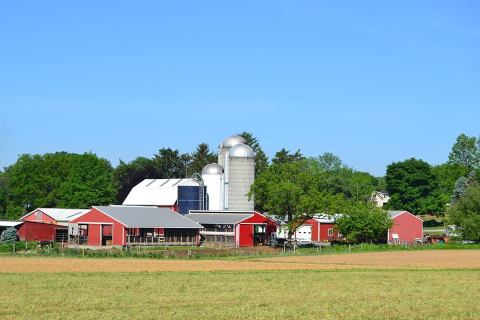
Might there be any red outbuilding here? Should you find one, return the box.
[305,215,342,243]
[18,208,88,242]
[69,206,203,247]
[186,210,278,247]
[387,210,423,244]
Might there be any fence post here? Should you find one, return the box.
[13,242,16,254]
[349,244,351,252]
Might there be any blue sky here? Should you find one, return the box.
[0,1,479,176]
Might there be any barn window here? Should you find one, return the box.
[35,211,42,220]
[328,229,334,236]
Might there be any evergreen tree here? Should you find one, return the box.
[153,148,189,179]
[113,157,159,204]
[272,148,304,164]
[238,132,269,177]
[0,227,17,243]
[189,143,217,175]
[451,176,469,205]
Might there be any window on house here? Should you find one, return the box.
[328,228,334,236]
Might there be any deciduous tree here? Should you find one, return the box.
[386,158,444,215]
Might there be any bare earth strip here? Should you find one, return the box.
[0,250,479,273]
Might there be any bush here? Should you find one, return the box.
[0,227,17,243]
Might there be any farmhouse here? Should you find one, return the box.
[185,210,277,246]
[17,208,89,242]
[387,210,423,244]
[69,206,203,247]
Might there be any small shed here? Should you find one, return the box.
[305,215,342,243]
[69,206,203,247]
[388,210,423,244]
[186,210,277,247]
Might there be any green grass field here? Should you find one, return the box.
[1,268,479,320]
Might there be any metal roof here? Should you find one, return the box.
[388,210,423,221]
[228,144,255,158]
[20,208,89,222]
[202,163,223,175]
[185,213,253,225]
[93,206,203,229]
[388,210,407,219]
[122,178,197,206]
[221,135,246,149]
[0,221,23,227]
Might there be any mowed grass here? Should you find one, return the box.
[1,269,479,320]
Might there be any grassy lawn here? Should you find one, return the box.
[1,269,479,320]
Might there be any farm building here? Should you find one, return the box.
[0,221,23,234]
[274,215,342,244]
[17,208,89,242]
[305,215,342,243]
[387,210,423,244]
[69,206,203,247]
[185,210,277,247]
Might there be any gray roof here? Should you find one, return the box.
[185,213,253,225]
[94,206,203,229]
[388,210,407,219]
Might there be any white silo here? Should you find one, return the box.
[226,144,255,211]
[218,135,246,168]
[201,163,224,211]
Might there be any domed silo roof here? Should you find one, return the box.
[221,135,246,149]
[202,163,224,175]
[228,144,255,158]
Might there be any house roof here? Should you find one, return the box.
[93,206,203,229]
[185,213,253,225]
[21,208,89,222]
[122,178,197,206]
[0,221,23,227]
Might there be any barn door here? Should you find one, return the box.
[102,225,113,246]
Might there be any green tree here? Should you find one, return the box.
[448,185,480,242]
[250,160,346,240]
[432,163,469,205]
[308,154,379,203]
[153,148,190,179]
[3,152,116,219]
[56,153,116,208]
[335,205,393,243]
[113,157,159,204]
[451,176,469,205]
[188,143,217,175]
[448,134,480,169]
[272,148,304,164]
[0,171,6,219]
[238,132,269,177]
[386,158,444,215]
[0,227,17,243]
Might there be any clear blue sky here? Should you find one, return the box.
[1,1,479,176]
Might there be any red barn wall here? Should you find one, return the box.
[237,213,277,247]
[22,210,56,224]
[17,221,61,242]
[71,208,125,246]
[389,212,423,244]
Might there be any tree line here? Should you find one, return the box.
[1,132,479,243]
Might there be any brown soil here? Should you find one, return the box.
[1,250,479,273]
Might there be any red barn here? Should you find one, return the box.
[305,215,342,243]
[388,210,423,244]
[18,208,88,242]
[185,210,278,247]
[69,206,203,247]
